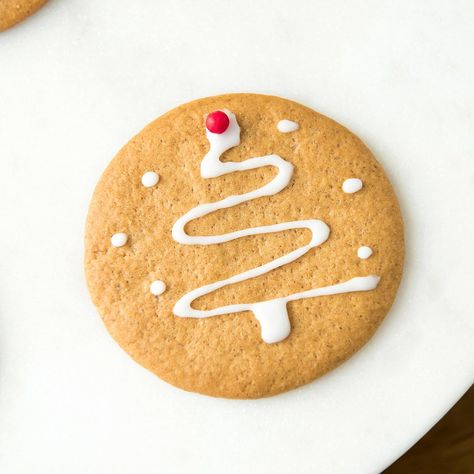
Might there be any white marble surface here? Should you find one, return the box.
[0,1,473,473]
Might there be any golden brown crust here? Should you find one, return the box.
[0,0,46,31]
[85,94,404,398]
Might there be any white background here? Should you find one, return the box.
[1,1,473,473]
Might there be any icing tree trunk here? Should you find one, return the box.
[252,300,291,344]
[172,110,380,344]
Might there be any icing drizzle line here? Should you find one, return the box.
[171,110,380,343]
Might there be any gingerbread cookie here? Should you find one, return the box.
[0,0,46,31]
[85,94,404,398]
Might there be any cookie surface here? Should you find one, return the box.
[0,0,46,31]
[85,94,404,398]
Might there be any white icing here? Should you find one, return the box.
[141,171,159,187]
[171,110,380,344]
[277,119,299,133]
[357,246,373,259]
[111,233,128,247]
[150,280,166,295]
[342,178,363,193]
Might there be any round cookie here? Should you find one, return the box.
[0,0,46,31]
[85,94,404,399]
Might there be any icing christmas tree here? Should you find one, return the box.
[172,110,379,343]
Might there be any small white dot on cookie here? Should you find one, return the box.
[111,233,128,247]
[277,119,299,133]
[357,246,373,259]
[342,178,363,193]
[150,280,166,296]
[141,171,160,187]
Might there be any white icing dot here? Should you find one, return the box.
[111,233,128,247]
[150,280,166,296]
[277,119,299,133]
[357,246,373,259]
[342,178,363,194]
[141,171,159,187]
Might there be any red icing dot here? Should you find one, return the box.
[206,110,230,134]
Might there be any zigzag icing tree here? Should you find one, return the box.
[172,110,380,343]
